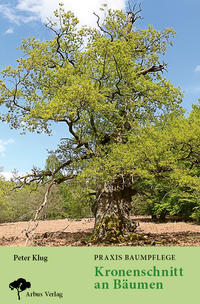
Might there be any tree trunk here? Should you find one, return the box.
[159,210,167,222]
[151,214,157,221]
[92,177,137,243]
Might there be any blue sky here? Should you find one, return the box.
[0,0,200,179]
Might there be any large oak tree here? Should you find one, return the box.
[0,4,184,242]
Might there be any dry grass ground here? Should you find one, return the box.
[0,216,200,246]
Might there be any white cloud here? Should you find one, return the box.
[0,170,28,180]
[0,4,20,24]
[5,27,14,34]
[0,4,38,25]
[0,171,13,180]
[195,65,200,72]
[0,139,14,157]
[0,0,126,27]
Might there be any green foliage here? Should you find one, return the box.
[0,174,13,206]
[59,181,93,219]
[191,205,200,224]
[0,181,93,223]
[80,104,200,221]
[0,184,63,223]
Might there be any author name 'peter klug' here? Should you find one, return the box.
[13,254,48,262]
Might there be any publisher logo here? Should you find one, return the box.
[9,278,31,300]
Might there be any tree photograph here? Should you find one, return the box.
[0,0,199,246]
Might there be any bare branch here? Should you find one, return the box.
[126,3,143,35]
[34,181,55,221]
[137,63,167,76]
[93,12,114,42]
[25,180,55,246]
[16,153,90,188]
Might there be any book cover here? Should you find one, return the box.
[0,0,199,303]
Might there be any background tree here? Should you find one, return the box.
[0,3,184,242]
[59,180,93,219]
[0,183,64,223]
[0,170,13,206]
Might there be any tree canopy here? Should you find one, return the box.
[0,4,182,180]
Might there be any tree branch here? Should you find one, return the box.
[110,55,123,99]
[16,153,90,187]
[126,3,143,35]
[137,64,167,76]
[25,180,55,246]
[93,12,114,42]
[64,118,90,151]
